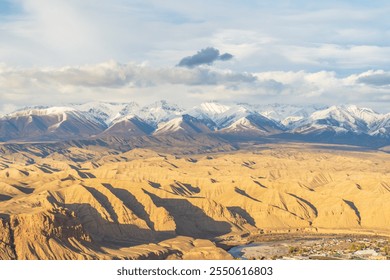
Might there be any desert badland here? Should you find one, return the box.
[1,136,390,260]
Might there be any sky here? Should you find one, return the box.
[1,0,390,114]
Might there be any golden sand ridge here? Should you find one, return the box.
[1,142,390,259]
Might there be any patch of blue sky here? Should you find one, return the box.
[134,2,201,25]
[0,0,20,16]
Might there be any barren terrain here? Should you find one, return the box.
[229,234,390,260]
[1,140,390,259]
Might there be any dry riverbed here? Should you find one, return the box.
[228,234,390,260]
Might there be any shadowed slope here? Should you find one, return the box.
[1,143,390,259]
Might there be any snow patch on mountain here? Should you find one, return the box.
[137,100,184,127]
[3,101,390,144]
[154,114,211,135]
[199,102,230,115]
[74,102,139,125]
[7,106,76,118]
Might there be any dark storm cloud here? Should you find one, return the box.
[357,72,390,86]
[177,47,233,68]
[219,53,234,61]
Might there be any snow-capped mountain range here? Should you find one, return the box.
[1,100,390,147]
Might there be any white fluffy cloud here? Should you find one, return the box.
[2,61,390,115]
[0,61,256,88]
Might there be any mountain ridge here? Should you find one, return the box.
[2,100,390,147]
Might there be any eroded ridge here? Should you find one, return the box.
[1,142,390,259]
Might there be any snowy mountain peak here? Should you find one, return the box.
[311,106,356,123]
[220,112,285,135]
[7,106,76,118]
[309,105,380,127]
[199,102,230,115]
[291,104,383,135]
[2,101,390,145]
[101,114,154,137]
[137,100,184,127]
[73,101,139,125]
[154,114,211,135]
[224,117,258,132]
[145,100,182,111]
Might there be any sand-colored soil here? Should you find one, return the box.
[1,143,390,259]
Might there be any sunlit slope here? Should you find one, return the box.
[1,144,390,259]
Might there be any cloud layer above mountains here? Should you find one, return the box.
[2,61,390,115]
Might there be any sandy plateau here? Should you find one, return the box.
[1,142,390,259]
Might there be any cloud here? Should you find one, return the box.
[218,53,233,61]
[177,47,233,68]
[356,70,390,86]
[0,61,257,113]
[2,61,390,114]
[1,2,390,115]
[1,1,390,74]
[0,60,255,88]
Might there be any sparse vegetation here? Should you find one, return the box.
[383,246,390,256]
[288,246,299,254]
